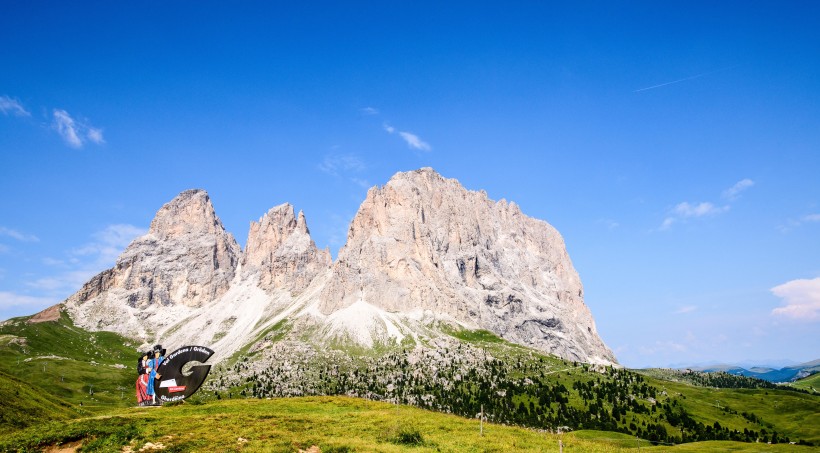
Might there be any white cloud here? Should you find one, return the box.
[660,202,729,230]
[87,126,105,144]
[639,340,687,355]
[674,305,698,314]
[0,95,30,117]
[361,107,379,115]
[72,224,146,264]
[382,121,432,151]
[777,213,820,233]
[25,224,145,296]
[0,226,39,242]
[350,178,371,189]
[26,270,98,293]
[771,277,820,321]
[672,201,728,218]
[398,131,432,151]
[722,179,754,200]
[318,154,366,176]
[0,291,56,311]
[53,109,83,148]
[52,109,104,148]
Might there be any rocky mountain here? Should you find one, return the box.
[58,168,616,365]
[311,168,614,363]
[64,189,240,339]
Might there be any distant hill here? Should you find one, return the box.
[685,359,820,383]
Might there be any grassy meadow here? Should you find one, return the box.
[1,396,816,452]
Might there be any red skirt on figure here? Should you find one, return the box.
[136,373,150,406]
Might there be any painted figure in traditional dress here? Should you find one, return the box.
[147,344,165,405]
[135,351,151,406]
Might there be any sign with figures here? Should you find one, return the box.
[136,344,214,406]
[154,346,215,403]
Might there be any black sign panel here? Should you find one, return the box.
[153,345,214,403]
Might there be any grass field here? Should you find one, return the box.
[1,396,815,452]
[0,370,79,434]
[0,311,139,411]
[791,373,820,393]
[640,377,820,445]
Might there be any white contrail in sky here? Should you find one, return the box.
[634,67,733,93]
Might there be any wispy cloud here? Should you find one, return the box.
[722,179,754,201]
[0,226,39,242]
[318,154,366,176]
[383,122,431,151]
[661,202,728,230]
[318,153,372,190]
[673,305,698,314]
[673,201,728,218]
[0,95,30,117]
[771,277,820,321]
[350,178,371,190]
[398,131,431,151]
[0,291,57,311]
[639,340,687,355]
[659,179,752,230]
[25,224,145,296]
[777,213,820,233]
[52,109,104,148]
[360,107,379,115]
[72,224,146,264]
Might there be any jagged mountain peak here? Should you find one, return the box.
[64,188,241,339]
[148,189,226,239]
[242,203,330,294]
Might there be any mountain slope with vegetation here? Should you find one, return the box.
[0,309,139,412]
[206,330,819,447]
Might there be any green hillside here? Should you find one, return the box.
[0,370,79,435]
[1,314,817,449]
[1,396,814,452]
[0,309,140,413]
[791,373,820,393]
[208,331,819,447]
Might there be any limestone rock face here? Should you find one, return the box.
[63,189,241,339]
[57,170,616,365]
[242,203,331,294]
[316,168,615,364]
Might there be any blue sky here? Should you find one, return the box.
[1,2,818,368]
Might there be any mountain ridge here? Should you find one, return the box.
[57,168,616,365]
